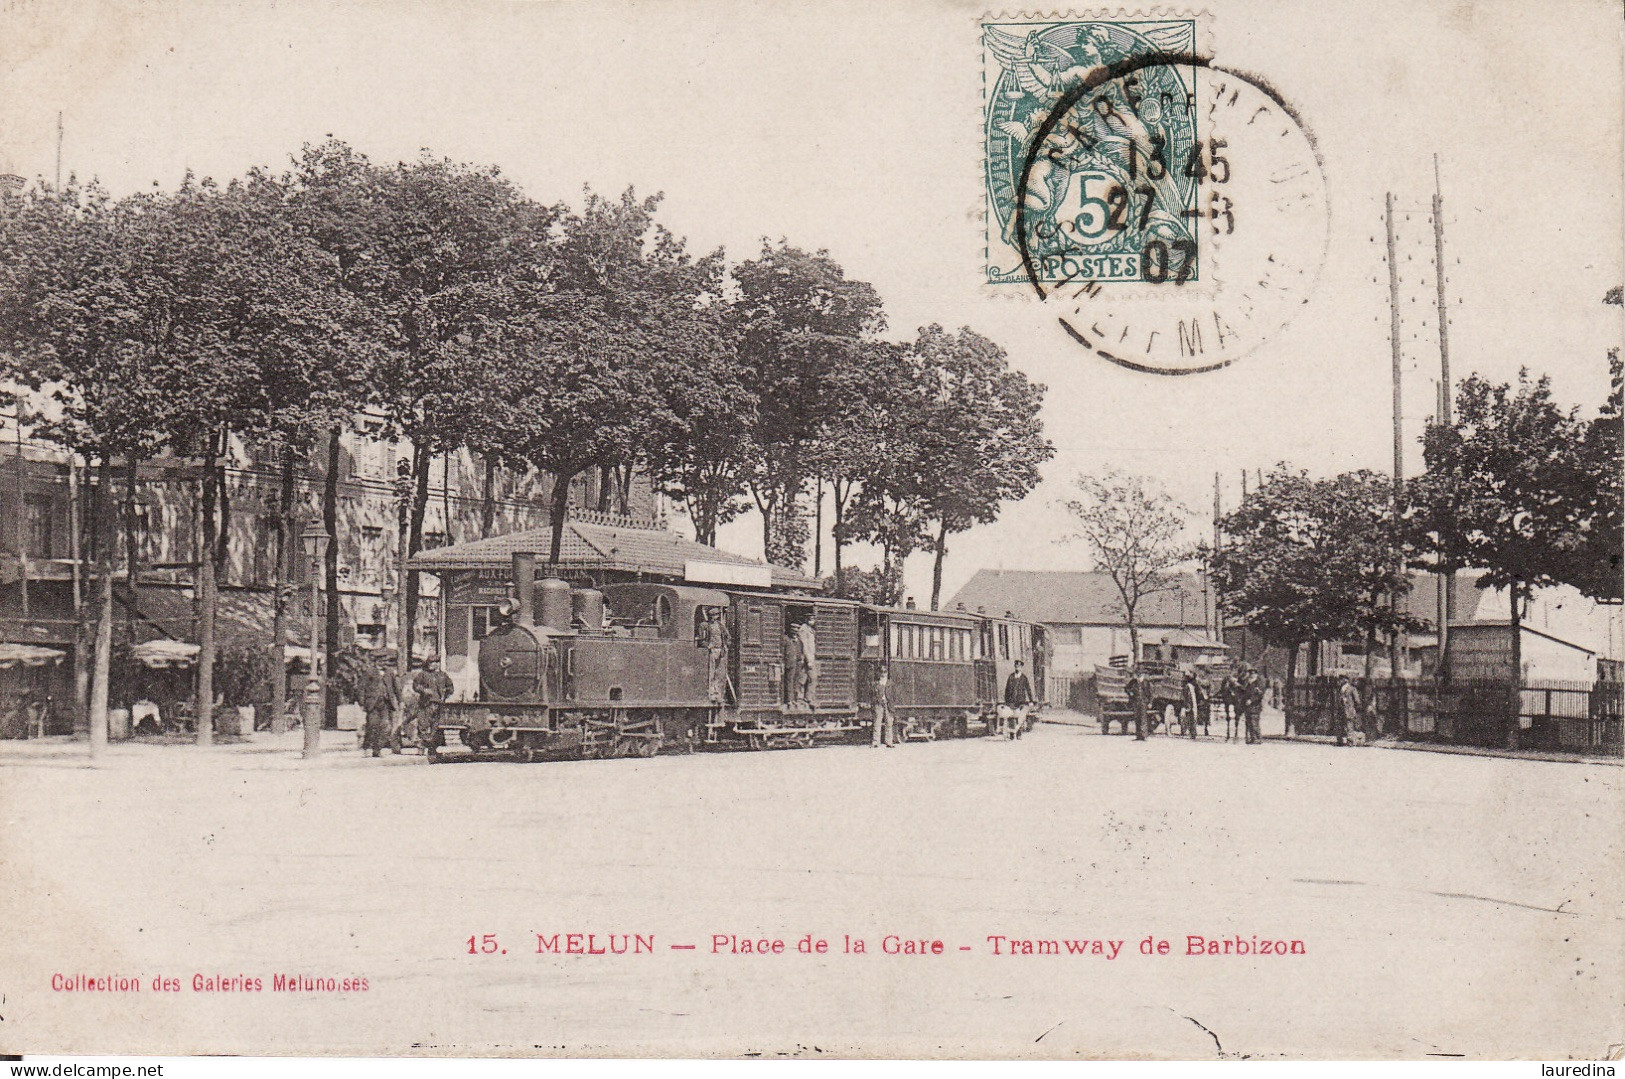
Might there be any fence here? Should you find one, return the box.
[1048,673,1099,715]
[1285,677,1623,757]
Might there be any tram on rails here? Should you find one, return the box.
[427,553,1047,761]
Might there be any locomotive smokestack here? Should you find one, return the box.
[512,552,536,627]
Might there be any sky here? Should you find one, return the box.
[2,0,1620,604]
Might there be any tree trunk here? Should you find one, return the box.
[441,450,455,548]
[813,478,822,579]
[616,463,633,517]
[322,426,342,732]
[596,463,614,513]
[1284,640,1300,737]
[929,521,948,611]
[268,450,296,729]
[1507,580,1522,750]
[481,454,497,539]
[547,467,575,566]
[194,434,220,747]
[87,459,113,760]
[396,456,413,688]
[123,454,141,640]
[831,481,846,592]
[758,490,775,563]
[70,458,89,735]
[403,442,431,664]
[692,488,716,548]
[1127,614,1141,667]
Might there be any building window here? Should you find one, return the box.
[998,623,1009,660]
[24,494,53,560]
[470,606,505,641]
[250,515,281,587]
[422,530,448,550]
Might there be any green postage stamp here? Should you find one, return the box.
[981,15,1204,288]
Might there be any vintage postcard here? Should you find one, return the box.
[0,0,1620,1064]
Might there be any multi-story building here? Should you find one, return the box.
[0,407,661,735]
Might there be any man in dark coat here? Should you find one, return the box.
[409,656,454,746]
[1002,660,1034,738]
[1180,670,1203,739]
[360,655,401,757]
[1237,666,1265,745]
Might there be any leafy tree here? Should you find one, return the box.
[733,242,885,568]
[907,325,1052,609]
[646,310,755,547]
[820,564,900,607]
[813,339,916,591]
[1418,371,1593,706]
[225,168,378,722]
[289,140,555,676]
[1564,347,1621,602]
[0,180,176,751]
[1209,467,1425,698]
[1060,469,1190,664]
[498,188,727,564]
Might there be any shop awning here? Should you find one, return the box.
[0,642,67,668]
[130,639,200,668]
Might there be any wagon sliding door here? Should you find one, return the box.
[733,600,784,711]
[810,604,857,709]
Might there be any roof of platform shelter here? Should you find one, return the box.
[407,519,820,590]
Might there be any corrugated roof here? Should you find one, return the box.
[408,519,819,589]
[946,569,1208,626]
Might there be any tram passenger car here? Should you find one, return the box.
[430,554,1048,761]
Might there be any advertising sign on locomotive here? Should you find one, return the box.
[430,553,1048,761]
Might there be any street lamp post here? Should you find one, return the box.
[300,523,331,759]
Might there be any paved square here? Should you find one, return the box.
[1,722,1619,1058]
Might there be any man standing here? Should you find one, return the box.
[1238,666,1265,745]
[870,667,896,747]
[1335,675,1360,747]
[795,619,819,707]
[783,629,805,710]
[1125,669,1145,741]
[360,654,401,757]
[1003,659,1034,739]
[410,656,454,747]
[699,609,730,703]
[1217,671,1238,742]
[1181,670,1202,739]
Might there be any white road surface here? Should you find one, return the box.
[0,719,1619,1059]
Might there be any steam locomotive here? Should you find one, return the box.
[427,553,1048,762]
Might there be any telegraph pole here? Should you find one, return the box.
[1386,192,1405,680]
[1432,157,1455,679]
[1211,472,1222,642]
